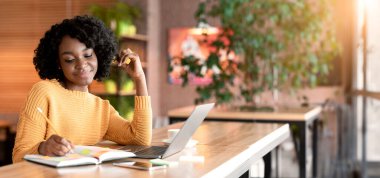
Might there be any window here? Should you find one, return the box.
[355,0,380,164]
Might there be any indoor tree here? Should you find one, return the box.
[174,0,340,108]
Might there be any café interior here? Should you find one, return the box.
[0,0,378,178]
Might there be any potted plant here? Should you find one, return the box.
[173,0,340,109]
[88,1,140,38]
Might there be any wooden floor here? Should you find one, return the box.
[276,129,338,177]
[368,162,380,178]
[272,105,361,178]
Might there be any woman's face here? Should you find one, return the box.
[58,35,98,92]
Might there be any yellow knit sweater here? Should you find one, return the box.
[12,80,152,163]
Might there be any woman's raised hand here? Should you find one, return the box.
[117,48,145,80]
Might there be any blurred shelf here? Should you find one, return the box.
[120,34,147,41]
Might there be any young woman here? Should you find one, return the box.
[12,15,152,163]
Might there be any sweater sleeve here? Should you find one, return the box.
[12,83,49,163]
[104,96,152,145]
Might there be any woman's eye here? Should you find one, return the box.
[84,53,93,58]
[64,59,74,63]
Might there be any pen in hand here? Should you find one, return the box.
[37,107,74,154]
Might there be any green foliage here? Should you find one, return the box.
[105,95,135,121]
[183,0,341,105]
[88,1,141,38]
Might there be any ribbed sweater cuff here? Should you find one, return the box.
[135,96,151,110]
[13,142,41,163]
[31,142,42,154]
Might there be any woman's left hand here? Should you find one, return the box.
[117,48,145,80]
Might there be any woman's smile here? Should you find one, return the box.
[74,69,93,78]
[58,35,98,92]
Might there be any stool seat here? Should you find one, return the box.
[0,119,12,166]
[0,120,11,128]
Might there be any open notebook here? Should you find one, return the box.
[24,145,135,167]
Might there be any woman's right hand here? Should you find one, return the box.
[38,134,74,156]
[117,48,145,80]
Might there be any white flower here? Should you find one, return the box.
[212,65,221,75]
[201,66,207,76]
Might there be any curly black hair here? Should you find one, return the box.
[33,15,118,82]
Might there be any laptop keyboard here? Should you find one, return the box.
[135,146,168,155]
[120,145,168,156]
[120,145,151,152]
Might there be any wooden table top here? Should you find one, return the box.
[0,122,290,178]
[168,105,322,122]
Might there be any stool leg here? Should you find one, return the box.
[276,146,280,177]
[239,171,249,178]
[264,151,272,178]
[298,123,307,178]
[4,127,12,164]
[312,119,319,178]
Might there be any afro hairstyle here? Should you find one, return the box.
[33,15,118,82]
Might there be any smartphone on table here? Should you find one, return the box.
[113,161,167,171]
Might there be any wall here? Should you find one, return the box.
[0,1,68,113]
[0,0,113,113]
[157,0,202,118]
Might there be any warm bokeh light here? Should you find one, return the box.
[357,0,375,22]
[189,27,219,35]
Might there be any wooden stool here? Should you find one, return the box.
[0,120,12,166]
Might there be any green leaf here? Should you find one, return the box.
[195,2,206,19]
[207,53,219,68]
[321,64,329,75]
[309,75,317,87]
[279,3,290,17]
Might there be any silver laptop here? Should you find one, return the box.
[120,103,214,159]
